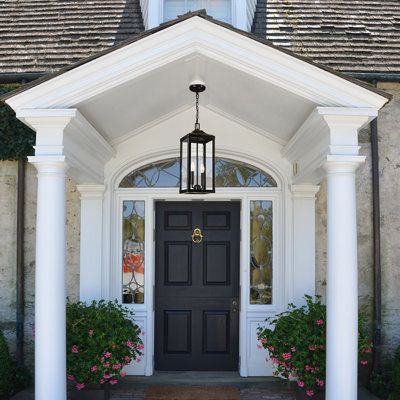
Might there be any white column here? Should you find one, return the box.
[77,184,105,302]
[30,157,68,400]
[291,185,319,305]
[324,155,364,400]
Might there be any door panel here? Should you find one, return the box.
[155,201,240,371]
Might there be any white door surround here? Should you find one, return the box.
[6,13,389,400]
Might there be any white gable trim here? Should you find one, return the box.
[6,17,388,112]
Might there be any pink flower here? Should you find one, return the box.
[67,374,75,381]
[316,378,325,387]
[76,383,85,391]
[71,345,79,353]
[308,345,317,351]
[361,360,368,365]
[363,348,373,353]
[137,343,145,351]
[90,365,97,372]
[88,330,94,336]
[267,346,275,352]
[271,357,279,365]
[297,381,305,388]
[99,379,105,384]
[104,352,112,358]
[261,338,267,344]
[109,379,118,385]
[103,362,110,368]
[137,358,142,363]
[282,352,292,360]
[112,364,122,370]
[306,389,314,397]
[257,344,262,349]
[103,374,111,379]
[124,356,131,362]
[291,346,296,352]
[127,341,134,349]
[101,357,105,362]
[120,371,127,377]
[316,319,324,326]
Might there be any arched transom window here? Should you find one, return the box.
[119,157,277,188]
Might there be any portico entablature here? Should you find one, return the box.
[282,106,379,184]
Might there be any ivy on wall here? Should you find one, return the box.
[0,85,35,160]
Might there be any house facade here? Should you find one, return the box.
[0,2,400,400]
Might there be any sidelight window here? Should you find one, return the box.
[250,200,273,304]
[122,200,145,304]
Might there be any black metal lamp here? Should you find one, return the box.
[180,83,215,194]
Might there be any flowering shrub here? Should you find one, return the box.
[67,300,143,391]
[257,295,372,397]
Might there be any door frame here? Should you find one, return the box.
[112,187,284,376]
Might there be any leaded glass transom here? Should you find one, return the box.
[119,158,277,188]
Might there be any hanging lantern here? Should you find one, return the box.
[180,83,215,194]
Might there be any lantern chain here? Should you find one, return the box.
[195,92,200,130]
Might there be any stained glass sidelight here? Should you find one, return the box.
[250,200,273,305]
[122,200,145,304]
[119,158,277,188]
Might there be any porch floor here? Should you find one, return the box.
[11,372,379,400]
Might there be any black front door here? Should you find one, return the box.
[155,201,240,371]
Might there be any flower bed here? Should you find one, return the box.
[67,300,143,392]
[257,295,372,397]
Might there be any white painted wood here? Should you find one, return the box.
[6,17,388,113]
[291,185,319,305]
[29,158,68,400]
[24,112,75,400]
[324,156,364,400]
[282,107,378,184]
[77,185,106,302]
[17,109,114,184]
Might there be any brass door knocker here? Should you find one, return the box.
[191,228,203,244]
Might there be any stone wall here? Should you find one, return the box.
[316,83,400,359]
[0,161,80,366]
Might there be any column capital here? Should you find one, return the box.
[77,184,106,199]
[291,184,320,199]
[323,155,366,175]
[28,155,68,175]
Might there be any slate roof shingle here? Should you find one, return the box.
[252,0,400,74]
[0,0,399,75]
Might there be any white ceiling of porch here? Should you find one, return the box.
[76,54,316,145]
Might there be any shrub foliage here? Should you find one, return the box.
[257,295,373,397]
[67,300,143,391]
[0,85,35,160]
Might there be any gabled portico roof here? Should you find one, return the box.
[3,10,391,104]
[3,10,390,185]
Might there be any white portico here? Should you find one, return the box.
[4,12,389,400]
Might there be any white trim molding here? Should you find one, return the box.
[19,108,115,184]
[282,106,377,184]
[6,18,389,112]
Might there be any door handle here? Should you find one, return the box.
[191,228,203,244]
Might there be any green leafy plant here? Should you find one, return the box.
[67,300,143,391]
[0,330,31,400]
[0,85,35,161]
[257,295,372,398]
[389,346,400,400]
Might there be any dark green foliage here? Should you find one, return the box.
[389,346,400,400]
[257,295,373,397]
[67,300,143,391]
[370,367,393,399]
[0,330,31,400]
[0,86,35,160]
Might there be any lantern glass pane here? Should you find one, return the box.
[205,141,214,190]
[180,140,188,191]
